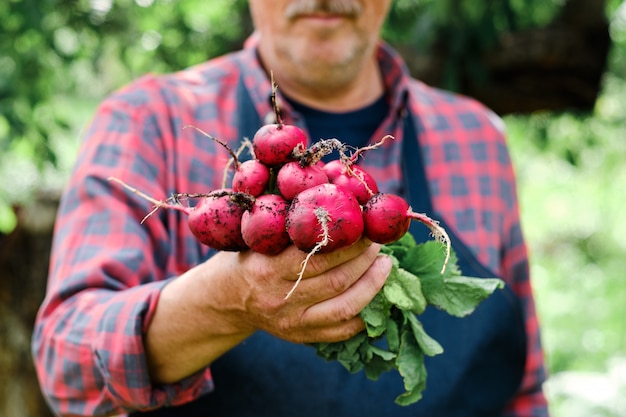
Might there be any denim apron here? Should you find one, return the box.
[133,80,526,417]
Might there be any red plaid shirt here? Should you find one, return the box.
[33,40,548,416]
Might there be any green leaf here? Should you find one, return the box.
[395,330,427,405]
[401,240,459,279]
[313,342,341,361]
[369,344,397,361]
[382,267,427,314]
[362,345,397,380]
[336,332,367,372]
[312,233,505,407]
[407,314,444,357]
[337,350,363,372]
[386,316,400,352]
[361,291,391,338]
[312,332,366,364]
[421,275,505,317]
[395,383,425,406]
[380,232,416,263]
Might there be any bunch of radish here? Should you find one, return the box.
[109,116,450,299]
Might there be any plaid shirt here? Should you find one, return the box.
[33,40,548,416]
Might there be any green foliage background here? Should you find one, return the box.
[1,1,625,415]
[505,26,626,411]
[504,3,626,413]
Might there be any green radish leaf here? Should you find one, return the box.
[382,267,427,315]
[407,314,443,356]
[380,232,417,263]
[336,332,368,372]
[361,288,392,338]
[394,377,426,406]
[312,232,504,407]
[395,330,427,406]
[314,332,364,362]
[362,345,397,380]
[386,316,400,352]
[369,344,396,361]
[399,240,504,317]
[421,275,505,317]
[401,240,459,279]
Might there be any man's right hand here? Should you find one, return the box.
[144,239,392,384]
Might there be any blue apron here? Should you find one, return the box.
[132,80,526,417]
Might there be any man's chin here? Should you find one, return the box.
[290,40,363,71]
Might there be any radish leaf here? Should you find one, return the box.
[407,314,443,356]
[312,233,504,406]
[383,267,427,314]
[421,275,505,317]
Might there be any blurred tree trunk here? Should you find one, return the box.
[473,0,611,114]
[397,0,610,114]
[0,192,58,417]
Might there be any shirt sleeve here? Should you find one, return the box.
[31,80,214,416]
[498,132,550,416]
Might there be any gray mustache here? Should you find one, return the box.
[285,0,364,18]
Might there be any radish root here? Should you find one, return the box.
[182,124,244,189]
[345,164,376,198]
[108,176,188,222]
[221,140,252,189]
[107,176,242,222]
[349,134,394,164]
[292,138,347,165]
[285,207,332,300]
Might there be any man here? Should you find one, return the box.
[33,1,549,416]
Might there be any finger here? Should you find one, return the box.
[285,242,382,303]
[277,238,379,281]
[286,316,366,344]
[300,254,392,327]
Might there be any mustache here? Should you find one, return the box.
[285,0,364,18]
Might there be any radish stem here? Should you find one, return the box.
[408,212,451,273]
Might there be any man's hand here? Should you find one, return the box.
[145,239,392,384]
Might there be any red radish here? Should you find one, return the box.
[284,183,364,299]
[252,72,308,167]
[361,193,411,244]
[276,138,346,201]
[326,162,378,205]
[241,194,291,255]
[362,192,451,273]
[252,123,307,166]
[187,190,252,251]
[107,177,253,252]
[276,161,328,201]
[321,135,392,204]
[232,159,271,197]
[320,159,344,181]
[286,183,363,254]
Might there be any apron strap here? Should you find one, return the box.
[235,76,263,150]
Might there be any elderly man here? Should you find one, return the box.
[33,1,549,416]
